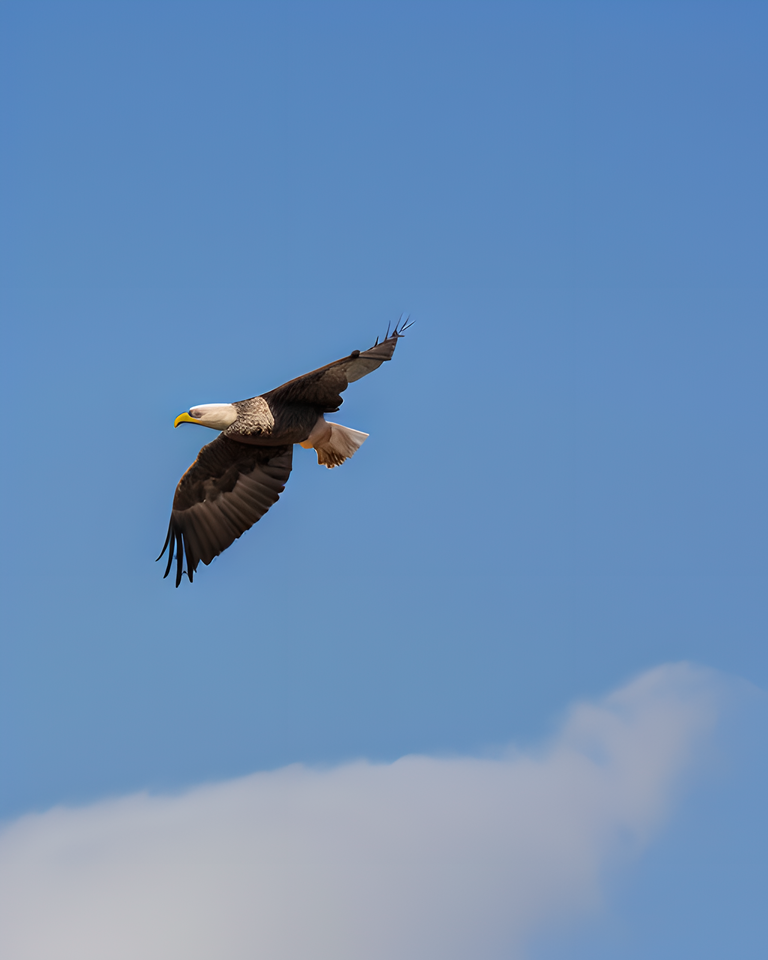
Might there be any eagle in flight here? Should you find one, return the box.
[159,319,410,586]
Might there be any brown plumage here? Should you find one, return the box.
[158,320,411,586]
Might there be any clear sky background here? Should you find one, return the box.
[0,2,766,958]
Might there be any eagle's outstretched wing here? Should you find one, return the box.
[158,436,293,586]
[263,318,412,412]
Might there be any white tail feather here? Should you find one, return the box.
[314,422,369,468]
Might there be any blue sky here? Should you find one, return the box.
[1,2,766,957]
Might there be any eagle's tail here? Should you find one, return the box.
[314,422,369,468]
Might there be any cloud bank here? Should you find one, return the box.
[0,663,722,960]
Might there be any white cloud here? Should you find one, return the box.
[0,663,723,960]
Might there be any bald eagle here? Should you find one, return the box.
[158,320,411,585]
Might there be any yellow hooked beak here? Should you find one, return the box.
[174,412,199,428]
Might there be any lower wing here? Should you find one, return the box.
[158,436,293,586]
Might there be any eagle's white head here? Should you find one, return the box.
[174,403,238,431]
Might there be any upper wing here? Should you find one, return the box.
[158,435,293,586]
[263,318,412,411]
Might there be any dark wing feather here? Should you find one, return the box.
[263,319,411,412]
[158,435,293,586]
